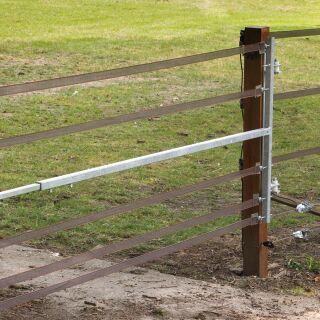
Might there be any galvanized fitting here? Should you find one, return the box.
[256,215,266,223]
[251,212,265,222]
[254,85,263,97]
[271,178,280,195]
[296,201,314,213]
[274,59,281,74]
[258,42,267,54]
[259,165,267,172]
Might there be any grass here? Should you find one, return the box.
[0,0,319,254]
[288,286,316,297]
[287,256,320,273]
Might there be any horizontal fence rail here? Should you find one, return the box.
[0,148,319,308]
[0,167,259,249]
[0,88,262,149]
[0,199,258,289]
[0,217,257,311]
[0,148,319,304]
[1,86,319,150]
[0,29,319,99]
[0,128,270,200]
[274,87,320,101]
[273,146,320,163]
[270,28,320,39]
[0,43,263,97]
[0,146,318,249]
[0,144,319,248]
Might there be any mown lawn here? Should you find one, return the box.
[0,0,319,254]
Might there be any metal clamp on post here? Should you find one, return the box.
[260,37,275,224]
[263,58,281,74]
[251,212,265,223]
[249,194,267,223]
[239,41,266,55]
[258,42,267,55]
[259,165,267,172]
[254,85,263,97]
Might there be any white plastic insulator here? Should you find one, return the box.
[292,229,308,240]
[296,200,313,213]
[274,59,281,74]
[271,177,280,195]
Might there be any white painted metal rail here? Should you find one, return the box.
[0,184,41,200]
[0,128,270,200]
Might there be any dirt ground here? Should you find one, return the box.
[0,222,319,320]
[151,223,320,296]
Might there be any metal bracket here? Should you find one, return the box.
[274,59,281,74]
[254,85,263,97]
[251,213,266,223]
[259,165,267,172]
[265,59,281,74]
[239,42,266,56]
[259,42,267,54]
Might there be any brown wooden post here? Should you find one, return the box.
[241,26,269,277]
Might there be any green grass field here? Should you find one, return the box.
[0,0,319,254]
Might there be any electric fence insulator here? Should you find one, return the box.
[292,229,309,240]
[274,58,281,74]
[271,177,280,195]
[296,201,313,213]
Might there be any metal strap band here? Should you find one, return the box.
[272,194,320,217]
[0,217,256,311]
[0,199,258,289]
[0,43,262,97]
[0,88,260,149]
[270,28,320,39]
[0,166,259,249]
[274,87,320,101]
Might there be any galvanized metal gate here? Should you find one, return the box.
[0,27,319,310]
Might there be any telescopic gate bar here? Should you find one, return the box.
[0,128,270,200]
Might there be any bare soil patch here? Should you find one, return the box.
[151,222,320,296]
[0,222,319,320]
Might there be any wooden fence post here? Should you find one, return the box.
[241,26,269,277]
